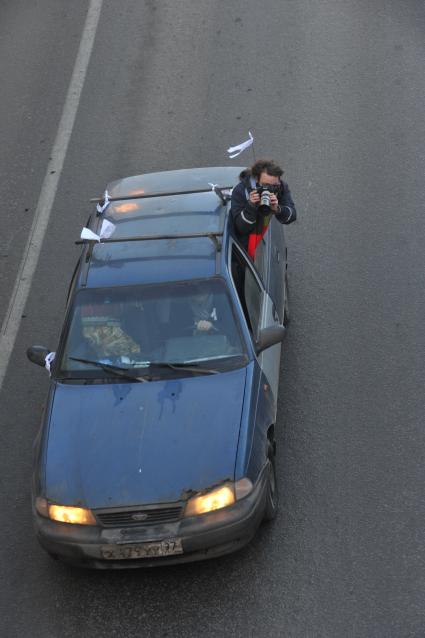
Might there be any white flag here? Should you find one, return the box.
[99,219,116,239]
[227,131,254,159]
[96,190,110,214]
[80,219,116,242]
[80,228,100,241]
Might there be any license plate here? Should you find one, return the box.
[101,538,183,560]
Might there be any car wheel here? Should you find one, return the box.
[263,440,278,522]
[283,272,290,327]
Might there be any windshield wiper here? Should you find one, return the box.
[69,357,151,382]
[147,361,219,375]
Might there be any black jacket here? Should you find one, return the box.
[230,172,296,250]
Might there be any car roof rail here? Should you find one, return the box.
[77,230,224,287]
[90,185,232,206]
[76,231,224,251]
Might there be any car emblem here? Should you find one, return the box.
[131,512,148,522]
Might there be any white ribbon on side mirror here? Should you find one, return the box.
[45,352,56,373]
[227,131,254,158]
[80,219,116,242]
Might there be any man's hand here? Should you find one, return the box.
[195,320,214,332]
[249,190,279,213]
[270,193,279,213]
[249,190,260,206]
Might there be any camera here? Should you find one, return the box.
[255,183,280,214]
[258,189,271,214]
[255,184,280,195]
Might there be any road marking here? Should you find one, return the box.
[0,0,104,390]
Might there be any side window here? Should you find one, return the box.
[230,243,263,339]
[253,235,268,286]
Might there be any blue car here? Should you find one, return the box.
[27,166,288,567]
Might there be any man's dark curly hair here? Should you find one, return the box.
[239,159,284,182]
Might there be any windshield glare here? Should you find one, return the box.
[59,279,246,377]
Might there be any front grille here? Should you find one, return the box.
[95,505,183,528]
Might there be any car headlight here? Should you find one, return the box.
[184,478,253,517]
[35,497,96,525]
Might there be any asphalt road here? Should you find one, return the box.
[1,1,424,637]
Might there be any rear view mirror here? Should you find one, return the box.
[255,326,286,355]
[26,346,50,368]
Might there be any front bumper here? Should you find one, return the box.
[34,470,269,568]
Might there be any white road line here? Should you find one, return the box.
[0,0,104,390]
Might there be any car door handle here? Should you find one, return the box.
[275,248,280,263]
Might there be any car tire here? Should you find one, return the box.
[283,272,290,327]
[263,439,278,522]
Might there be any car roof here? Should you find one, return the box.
[81,167,244,289]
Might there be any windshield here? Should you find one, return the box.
[58,278,247,379]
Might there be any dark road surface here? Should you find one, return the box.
[1,1,424,637]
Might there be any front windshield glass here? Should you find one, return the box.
[58,278,247,378]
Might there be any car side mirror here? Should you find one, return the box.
[26,346,50,367]
[255,326,286,355]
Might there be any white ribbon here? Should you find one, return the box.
[227,131,254,158]
[208,183,232,200]
[80,219,116,242]
[45,352,56,373]
[96,190,110,214]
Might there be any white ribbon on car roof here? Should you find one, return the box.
[80,219,116,242]
[96,189,110,214]
[227,131,254,158]
[208,183,233,198]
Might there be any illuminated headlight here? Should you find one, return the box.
[184,478,253,517]
[35,497,96,525]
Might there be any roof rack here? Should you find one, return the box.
[90,185,232,206]
[77,231,224,287]
[76,231,224,251]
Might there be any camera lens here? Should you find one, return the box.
[258,190,271,214]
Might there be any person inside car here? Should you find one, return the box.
[189,291,219,333]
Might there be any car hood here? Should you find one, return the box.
[44,368,246,509]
